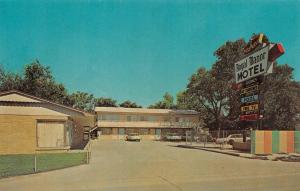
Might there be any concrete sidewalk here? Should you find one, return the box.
[177,143,300,162]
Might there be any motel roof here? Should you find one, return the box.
[0,90,93,116]
[94,107,198,115]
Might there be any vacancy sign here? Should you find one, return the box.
[235,46,269,84]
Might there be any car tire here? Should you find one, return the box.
[228,140,234,145]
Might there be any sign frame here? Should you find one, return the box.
[235,45,269,84]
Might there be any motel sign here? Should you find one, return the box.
[235,46,269,84]
[234,33,285,122]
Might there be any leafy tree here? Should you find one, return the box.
[69,91,95,112]
[185,67,232,130]
[212,39,246,82]
[262,64,300,130]
[119,100,142,108]
[176,91,189,110]
[20,60,69,104]
[95,97,117,107]
[0,66,23,91]
[148,92,175,109]
[0,60,70,105]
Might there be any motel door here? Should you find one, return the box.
[155,129,161,140]
[119,128,125,140]
[37,121,65,147]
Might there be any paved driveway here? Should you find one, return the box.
[1,140,300,191]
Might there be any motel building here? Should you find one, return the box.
[0,90,95,155]
[95,107,200,140]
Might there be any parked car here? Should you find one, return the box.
[126,133,141,142]
[165,133,182,141]
[215,134,250,145]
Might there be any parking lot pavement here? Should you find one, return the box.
[1,140,300,191]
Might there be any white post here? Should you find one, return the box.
[34,153,37,172]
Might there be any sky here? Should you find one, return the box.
[0,0,299,107]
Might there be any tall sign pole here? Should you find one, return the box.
[234,33,285,131]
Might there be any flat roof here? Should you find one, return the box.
[95,107,198,115]
[95,107,170,114]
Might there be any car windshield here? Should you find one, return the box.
[230,134,242,138]
[129,133,138,136]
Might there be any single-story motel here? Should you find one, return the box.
[0,90,200,155]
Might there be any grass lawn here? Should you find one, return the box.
[0,152,87,178]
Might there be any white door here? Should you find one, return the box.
[37,121,65,147]
[155,129,161,140]
[119,128,125,140]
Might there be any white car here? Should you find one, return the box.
[215,134,250,145]
[126,133,141,142]
[165,133,182,141]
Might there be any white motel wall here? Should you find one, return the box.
[95,107,200,140]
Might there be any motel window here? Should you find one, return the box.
[148,116,157,122]
[132,115,138,121]
[99,114,120,121]
[163,117,169,122]
[140,116,146,121]
[126,115,138,121]
[139,128,149,135]
[126,128,139,134]
[101,128,112,135]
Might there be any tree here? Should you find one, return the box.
[119,100,142,108]
[95,97,117,107]
[0,66,23,91]
[69,91,95,112]
[148,92,175,109]
[261,64,300,130]
[212,39,246,82]
[0,61,70,105]
[176,91,189,110]
[185,67,232,130]
[21,60,69,105]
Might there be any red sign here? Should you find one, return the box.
[243,33,268,54]
[268,43,285,62]
[240,114,258,121]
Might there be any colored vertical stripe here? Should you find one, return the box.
[251,131,256,154]
[255,131,265,154]
[272,131,279,153]
[295,131,300,153]
[264,131,272,154]
[287,131,294,153]
[279,131,288,153]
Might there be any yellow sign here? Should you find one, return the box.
[241,104,259,112]
[240,85,259,95]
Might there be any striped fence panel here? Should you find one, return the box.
[251,131,300,155]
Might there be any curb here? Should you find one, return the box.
[177,145,267,160]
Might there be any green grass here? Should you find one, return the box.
[0,152,87,178]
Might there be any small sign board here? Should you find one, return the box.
[235,46,269,84]
[243,76,263,86]
[240,85,259,95]
[241,104,259,112]
[241,94,258,104]
[240,114,258,121]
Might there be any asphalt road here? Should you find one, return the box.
[1,140,300,191]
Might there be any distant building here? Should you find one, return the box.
[95,107,200,140]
